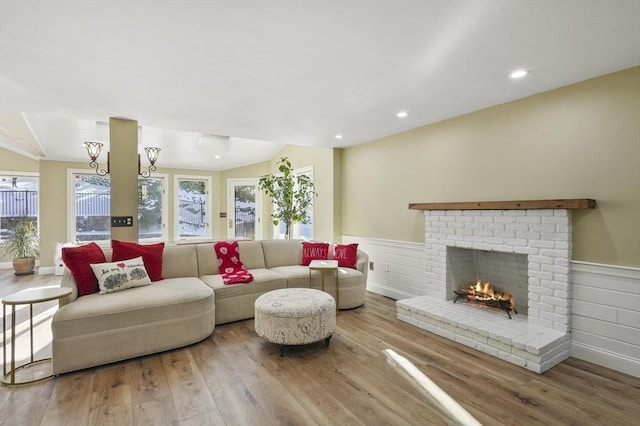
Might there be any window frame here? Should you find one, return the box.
[137,173,169,243]
[173,174,212,242]
[0,170,39,243]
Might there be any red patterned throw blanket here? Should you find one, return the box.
[214,241,254,284]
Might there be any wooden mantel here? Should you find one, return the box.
[408,199,596,211]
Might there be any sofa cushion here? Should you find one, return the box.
[112,240,164,281]
[61,242,106,297]
[270,265,365,290]
[91,257,152,294]
[52,278,213,338]
[237,240,267,270]
[301,241,329,266]
[200,269,286,300]
[261,239,304,268]
[163,244,199,278]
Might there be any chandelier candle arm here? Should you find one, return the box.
[84,142,160,178]
[84,141,109,176]
[140,147,161,178]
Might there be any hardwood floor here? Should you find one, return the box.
[1,269,639,425]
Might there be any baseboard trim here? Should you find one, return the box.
[38,266,55,275]
[571,341,640,378]
[367,283,416,301]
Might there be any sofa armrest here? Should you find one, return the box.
[356,249,369,287]
[59,268,79,306]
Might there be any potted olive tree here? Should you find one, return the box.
[1,215,40,275]
[258,157,316,239]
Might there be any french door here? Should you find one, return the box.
[227,178,261,240]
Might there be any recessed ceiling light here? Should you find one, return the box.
[334,134,343,139]
[509,69,529,79]
[396,111,409,118]
[214,154,220,159]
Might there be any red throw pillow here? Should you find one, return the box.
[214,240,245,273]
[111,240,164,281]
[61,242,106,296]
[301,242,329,266]
[334,243,359,269]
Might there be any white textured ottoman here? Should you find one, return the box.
[254,288,336,356]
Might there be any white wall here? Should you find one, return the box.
[347,236,640,378]
[342,235,426,300]
[570,262,640,378]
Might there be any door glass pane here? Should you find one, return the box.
[75,175,110,242]
[177,179,207,238]
[138,177,163,240]
[234,185,255,239]
[276,220,287,240]
[299,205,313,240]
[0,176,38,241]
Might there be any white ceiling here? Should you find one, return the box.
[0,1,638,171]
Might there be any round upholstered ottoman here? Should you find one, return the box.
[254,288,336,356]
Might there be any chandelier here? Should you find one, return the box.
[84,142,161,178]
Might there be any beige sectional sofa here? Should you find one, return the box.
[52,239,368,374]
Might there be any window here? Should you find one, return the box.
[68,171,167,243]
[175,175,212,240]
[0,173,39,242]
[272,166,314,240]
[138,177,166,241]
[72,174,111,243]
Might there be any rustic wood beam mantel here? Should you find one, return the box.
[408,199,596,210]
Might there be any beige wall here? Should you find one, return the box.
[342,67,640,267]
[0,147,39,172]
[38,159,80,267]
[109,118,139,242]
[2,67,638,268]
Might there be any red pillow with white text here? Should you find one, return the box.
[214,241,253,284]
[333,243,359,269]
[301,242,329,266]
[61,242,106,296]
[111,239,165,282]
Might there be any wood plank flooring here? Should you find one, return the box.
[1,270,639,425]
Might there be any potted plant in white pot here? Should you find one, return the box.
[1,215,40,275]
[259,157,316,239]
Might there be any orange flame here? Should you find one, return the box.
[466,281,516,309]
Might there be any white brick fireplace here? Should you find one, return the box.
[397,199,595,373]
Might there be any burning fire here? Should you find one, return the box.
[461,280,518,314]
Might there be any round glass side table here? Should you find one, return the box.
[2,286,72,385]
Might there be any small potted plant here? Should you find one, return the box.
[1,215,40,275]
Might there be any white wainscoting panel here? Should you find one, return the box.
[343,236,640,377]
[571,261,640,378]
[342,235,426,300]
